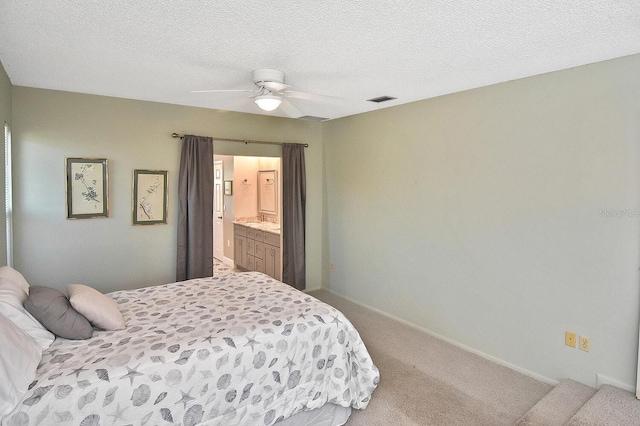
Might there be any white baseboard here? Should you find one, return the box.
[596,373,635,393]
[217,256,234,267]
[323,287,558,387]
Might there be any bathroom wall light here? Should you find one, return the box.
[255,94,282,111]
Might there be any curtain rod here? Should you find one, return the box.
[171,133,308,148]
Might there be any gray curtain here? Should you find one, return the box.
[176,135,214,281]
[282,144,306,290]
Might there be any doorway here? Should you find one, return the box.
[212,154,281,272]
[213,161,224,262]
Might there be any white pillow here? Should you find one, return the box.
[67,284,126,330]
[0,267,30,300]
[0,276,27,304]
[0,313,42,422]
[0,277,55,349]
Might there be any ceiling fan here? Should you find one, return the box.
[191,69,340,117]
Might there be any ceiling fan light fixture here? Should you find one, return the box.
[255,94,282,111]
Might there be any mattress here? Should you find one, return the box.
[3,272,379,425]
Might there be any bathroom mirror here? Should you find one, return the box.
[258,170,278,215]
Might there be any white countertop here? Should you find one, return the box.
[233,221,281,235]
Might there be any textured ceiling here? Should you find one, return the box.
[1,1,639,121]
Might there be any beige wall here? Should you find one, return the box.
[233,156,260,219]
[12,87,323,292]
[323,54,640,389]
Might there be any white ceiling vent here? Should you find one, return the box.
[298,115,329,121]
[367,96,397,103]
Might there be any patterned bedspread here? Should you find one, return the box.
[4,272,379,426]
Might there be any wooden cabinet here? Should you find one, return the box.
[234,223,281,281]
[262,231,281,281]
[234,225,247,269]
[264,243,281,281]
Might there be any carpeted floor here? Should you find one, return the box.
[308,289,552,426]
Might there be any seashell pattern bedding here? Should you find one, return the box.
[3,272,379,425]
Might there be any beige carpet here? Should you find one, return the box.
[516,379,596,425]
[565,385,640,426]
[308,289,552,426]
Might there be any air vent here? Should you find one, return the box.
[367,95,397,103]
[298,115,329,121]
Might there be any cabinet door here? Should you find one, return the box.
[247,255,255,271]
[264,244,281,281]
[234,235,247,269]
[255,242,264,260]
[247,238,255,256]
[255,257,265,274]
[254,242,265,273]
[273,246,281,281]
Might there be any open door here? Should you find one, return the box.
[213,161,224,262]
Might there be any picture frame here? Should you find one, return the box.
[133,169,168,225]
[66,158,108,219]
[224,180,233,195]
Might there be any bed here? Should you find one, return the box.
[1,271,379,425]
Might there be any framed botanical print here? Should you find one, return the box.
[66,158,108,219]
[133,169,168,225]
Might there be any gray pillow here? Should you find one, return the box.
[24,285,93,339]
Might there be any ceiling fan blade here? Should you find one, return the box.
[284,90,342,103]
[190,89,258,94]
[279,98,303,118]
[261,81,290,92]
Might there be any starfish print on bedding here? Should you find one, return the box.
[121,364,144,385]
[107,403,128,422]
[244,335,259,351]
[68,367,88,378]
[237,365,250,381]
[176,388,195,409]
[284,357,296,371]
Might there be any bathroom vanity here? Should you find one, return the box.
[233,222,281,281]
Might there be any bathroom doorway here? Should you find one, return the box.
[213,154,281,271]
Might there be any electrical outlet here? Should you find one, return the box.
[329,262,335,270]
[565,331,576,348]
[579,336,590,352]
